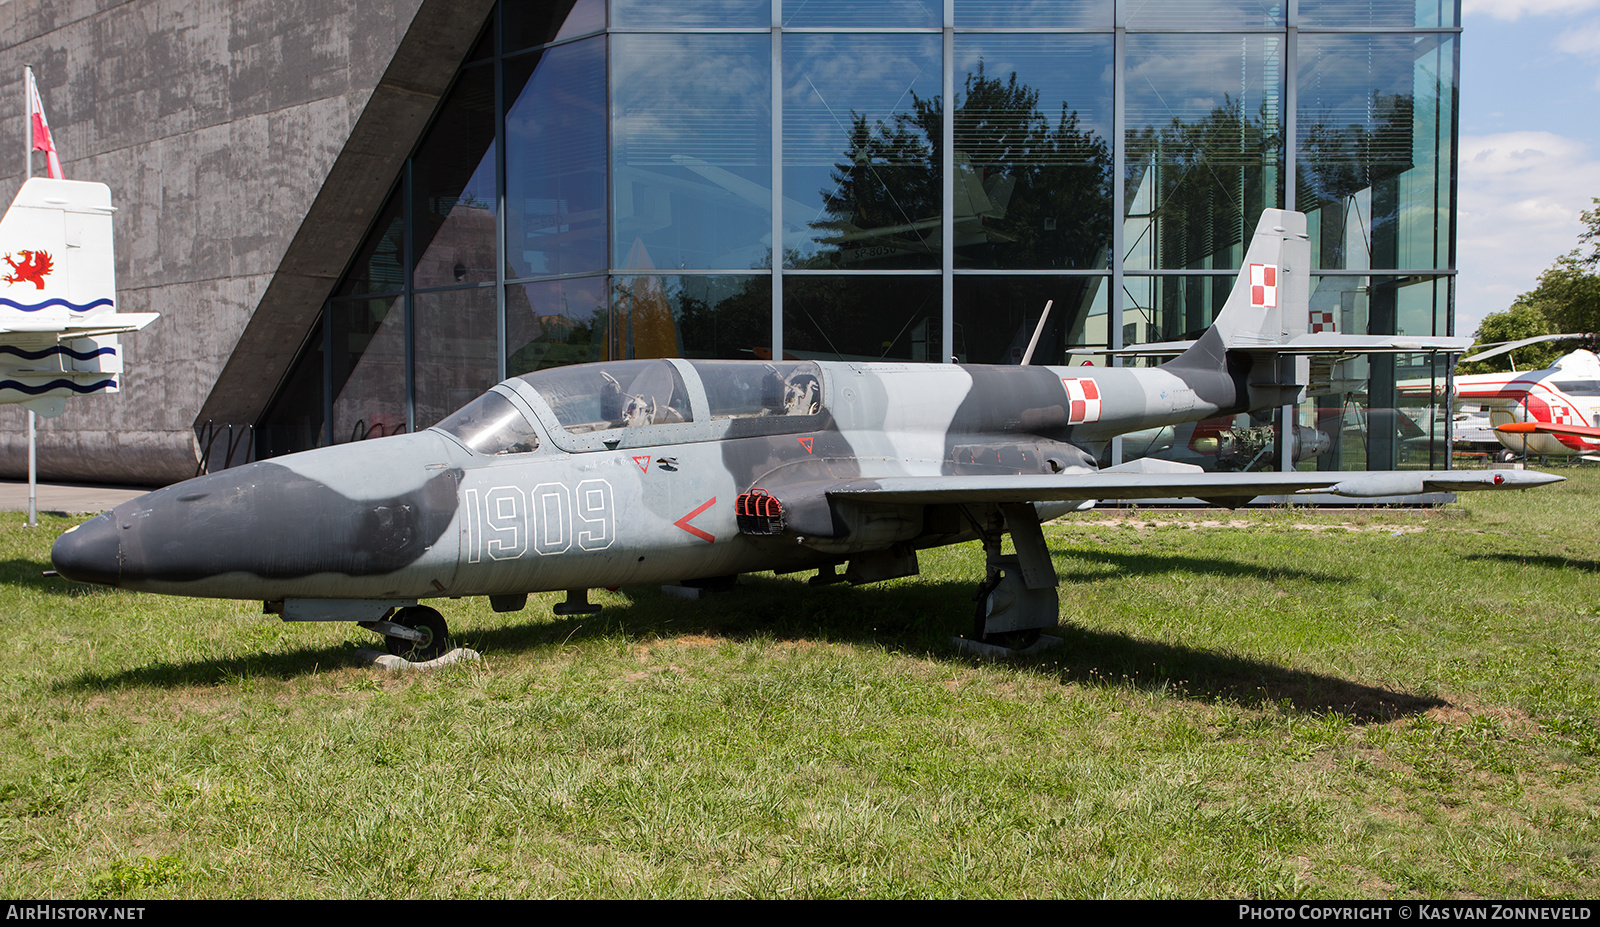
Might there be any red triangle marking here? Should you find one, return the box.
[632,455,651,473]
[798,436,814,454]
[674,497,716,543]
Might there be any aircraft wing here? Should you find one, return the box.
[823,463,1561,505]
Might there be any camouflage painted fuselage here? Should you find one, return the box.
[51,355,1244,602]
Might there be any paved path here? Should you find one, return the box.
[0,479,150,515]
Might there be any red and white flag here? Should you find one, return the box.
[26,67,63,179]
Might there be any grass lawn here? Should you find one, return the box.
[1,466,1597,898]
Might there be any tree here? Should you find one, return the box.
[1457,302,1559,374]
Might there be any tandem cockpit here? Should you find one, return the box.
[434,359,827,455]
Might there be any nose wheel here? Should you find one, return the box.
[382,605,450,661]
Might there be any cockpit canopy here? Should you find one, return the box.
[434,390,541,456]
[434,359,826,454]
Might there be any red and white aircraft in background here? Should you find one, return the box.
[1454,335,1600,461]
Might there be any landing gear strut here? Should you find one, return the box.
[969,504,1060,651]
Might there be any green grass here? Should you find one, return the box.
[2,468,1599,898]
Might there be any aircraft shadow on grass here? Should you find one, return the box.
[1,558,110,597]
[62,568,1442,723]
[1462,552,1600,574]
[1048,547,1344,585]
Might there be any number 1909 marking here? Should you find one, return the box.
[463,479,614,563]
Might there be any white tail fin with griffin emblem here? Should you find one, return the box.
[0,177,157,416]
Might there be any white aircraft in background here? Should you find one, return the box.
[0,177,158,418]
[1454,335,1600,461]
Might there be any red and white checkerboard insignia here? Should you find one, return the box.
[1250,263,1277,308]
[1061,377,1102,424]
[1551,404,1575,425]
[1309,310,1335,334]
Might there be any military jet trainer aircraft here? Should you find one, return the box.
[51,210,1561,658]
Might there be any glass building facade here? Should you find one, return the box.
[258,0,1461,475]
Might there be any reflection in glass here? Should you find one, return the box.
[609,274,772,361]
[1123,409,1310,473]
[336,189,402,297]
[507,277,608,375]
[1299,0,1455,28]
[1305,274,1450,342]
[783,0,939,28]
[953,275,1108,365]
[1298,35,1454,272]
[1124,0,1284,28]
[331,297,406,444]
[413,287,498,429]
[1125,34,1284,271]
[1305,352,1451,473]
[784,34,941,269]
[506,37,607,279]
[955,0,1112,28]
[613,34,771,271]
[1302,276,1453,472]
[1123,274,1237,345]
[611,0,766,28]
[504,0,604,53]
[784,276,942,363]
[411,65,496,289]
[256,331,325,458]
[954,37,1114,269]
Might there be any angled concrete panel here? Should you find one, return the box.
[0,0,492,485]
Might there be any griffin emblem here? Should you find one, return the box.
[3,250,54,289]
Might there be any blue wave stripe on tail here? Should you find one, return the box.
[0,345,117,361]
[0,297,115,313]
[0,378,116,394]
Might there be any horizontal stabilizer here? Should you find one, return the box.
[1119,334,1471,356]
[0,312,159,338]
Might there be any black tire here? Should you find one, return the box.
[385,605,450,661]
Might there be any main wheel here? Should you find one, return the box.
[385,606,450,661]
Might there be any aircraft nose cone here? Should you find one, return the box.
[51,511,121,586]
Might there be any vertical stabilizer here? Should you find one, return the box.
[1207,208,1309,351]
[1158,209,1310,412]
[0,178,157,416]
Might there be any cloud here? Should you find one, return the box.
[1456,131,1600,333]
[1463,0,1600,20]
[1555,18,1600,55]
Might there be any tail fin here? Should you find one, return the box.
[0,178,157,417]
[1159,208,1467,412]
[1208,208,1309,350]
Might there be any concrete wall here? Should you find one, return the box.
[0,0,489,485]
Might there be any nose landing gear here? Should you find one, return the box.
[376,605,450,661]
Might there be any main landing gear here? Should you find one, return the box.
[967,503,1060,653]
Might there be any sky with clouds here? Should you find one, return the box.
[1457,0,1600,333]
